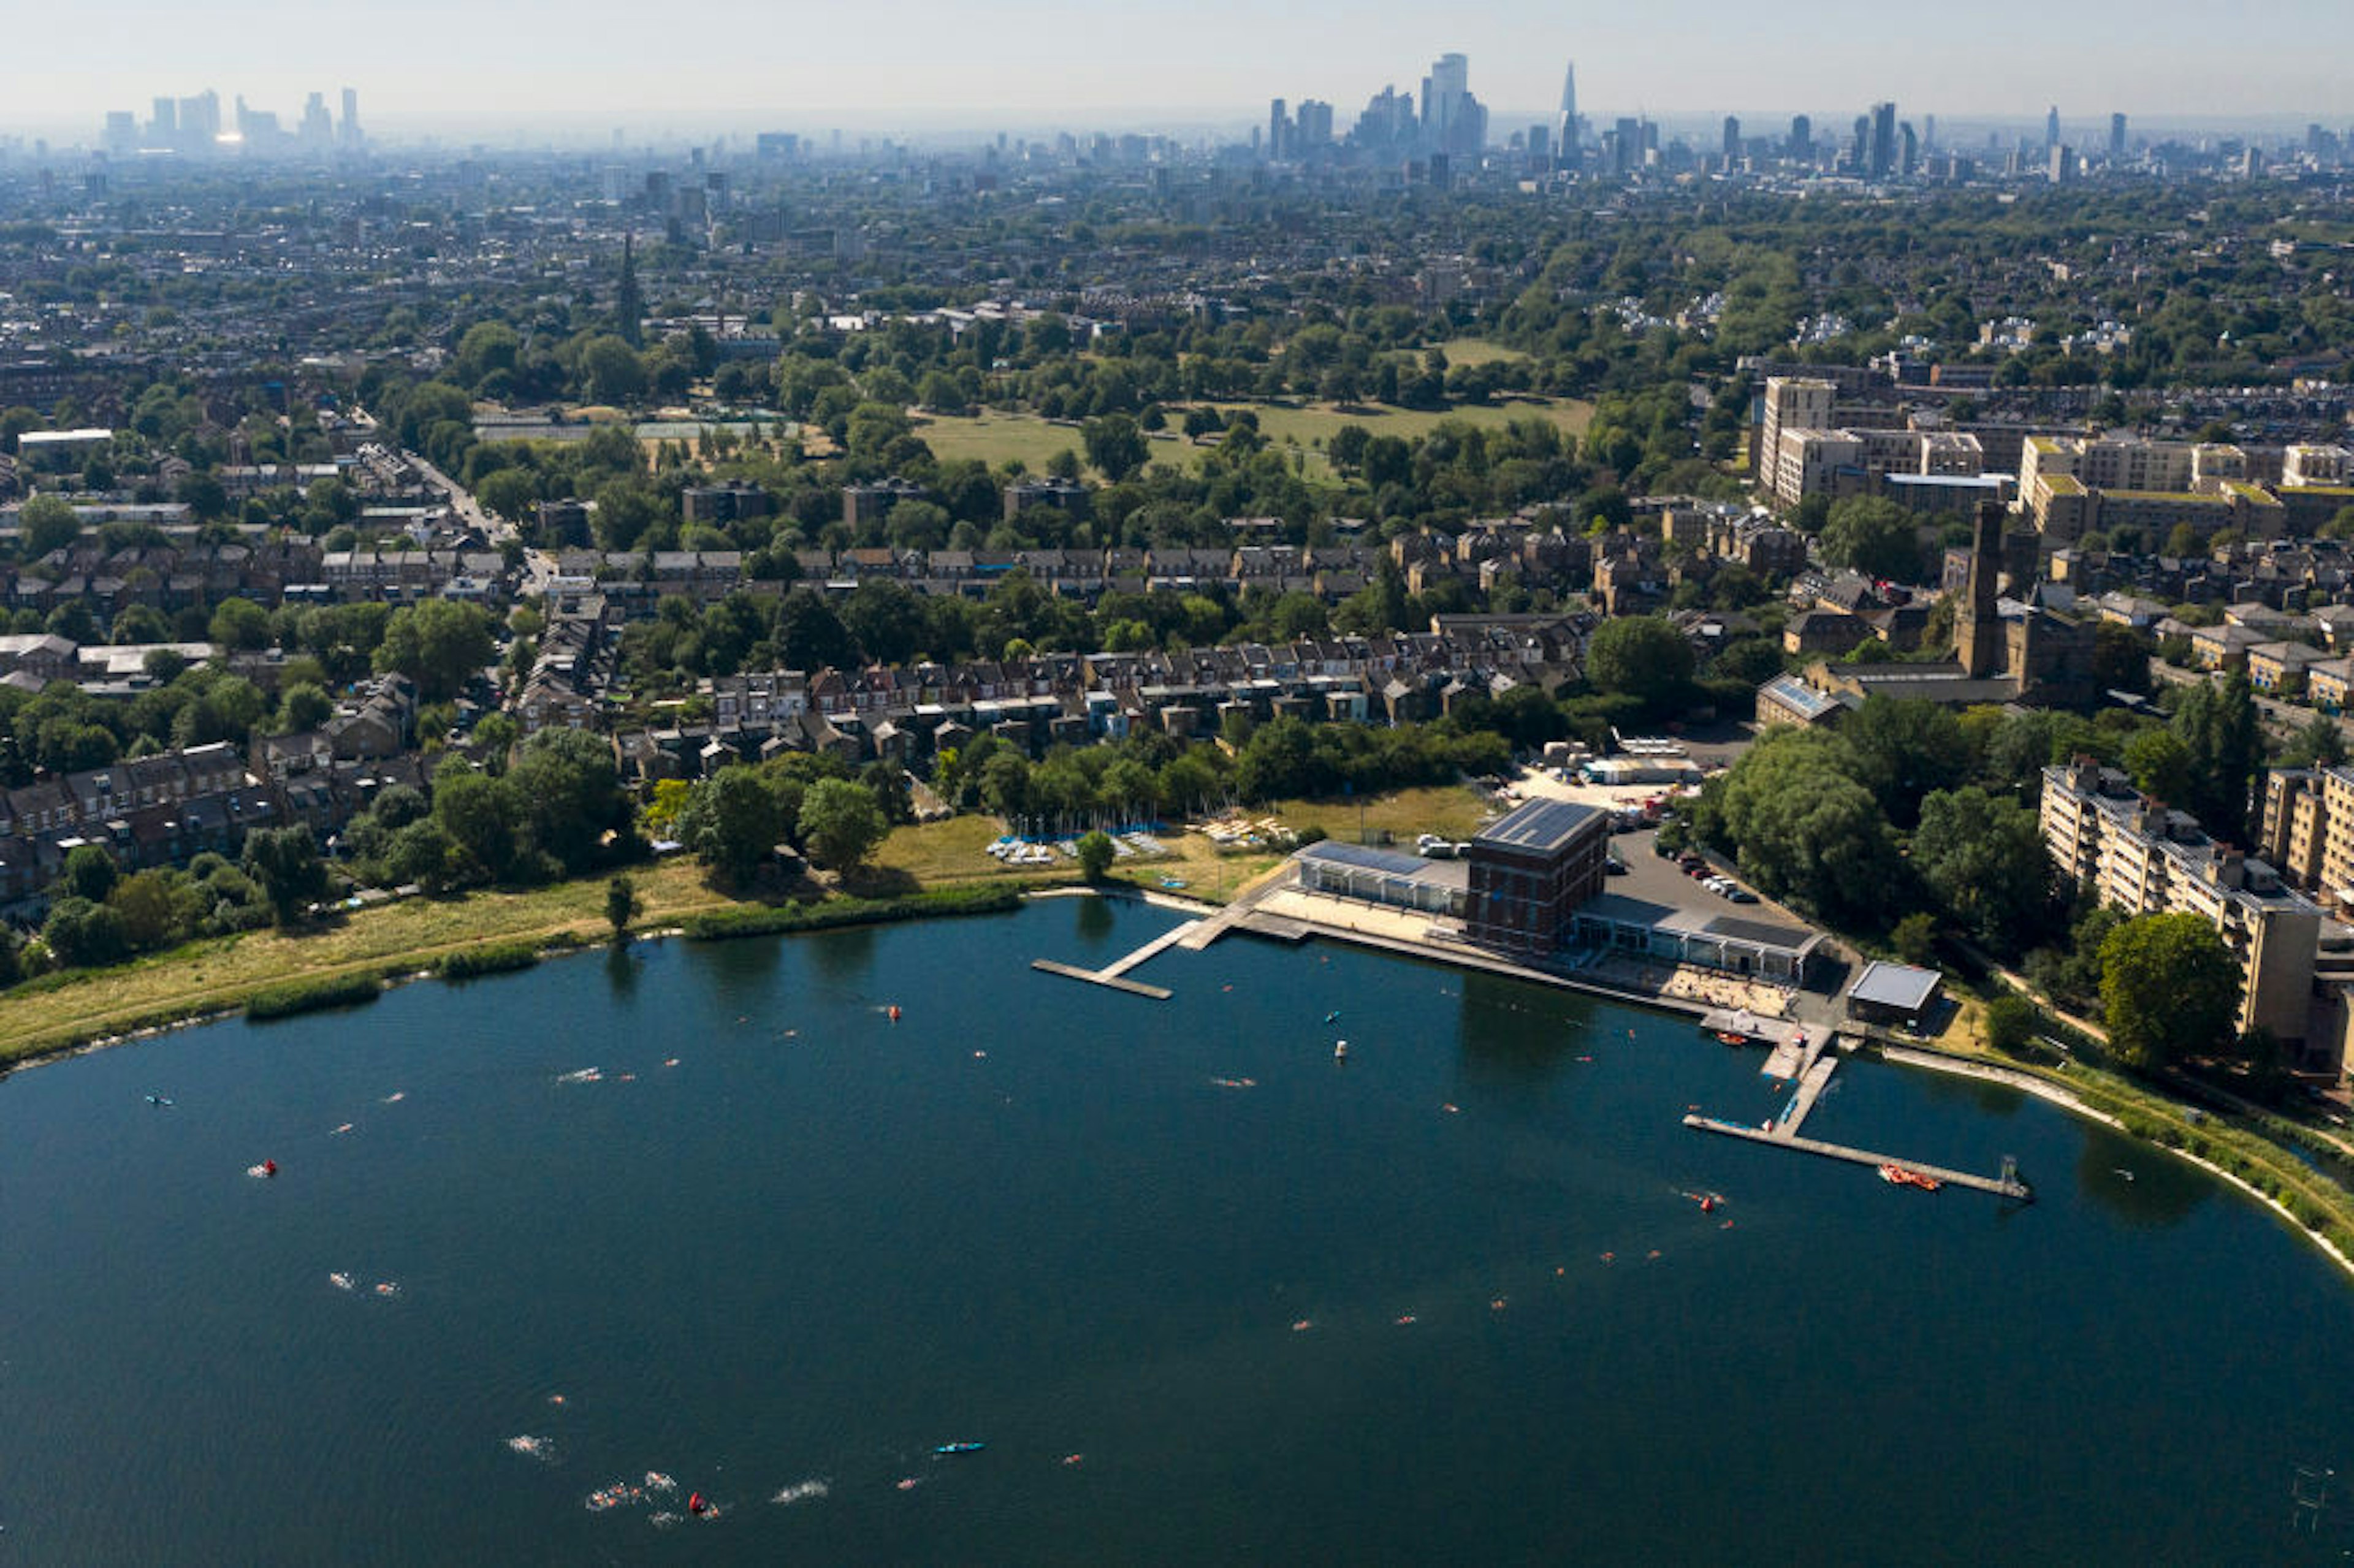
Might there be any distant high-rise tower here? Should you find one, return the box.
[1789,114,1812,161]
[1268,98,1289,161]
[1722,115,1741,162]
[1556,61,1579,161]
[1419,53,1482,156]
[340,88,361,148]
[2045,104,2061,154]
[2109,112,2127,161]
[1867,102,1897,177]
[1899,120,1918,176]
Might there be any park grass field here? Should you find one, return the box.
[908,411,1092,474]
[873,814,1280,899]
[1270,784,1494,847]
[911,397,1593,481]
[1431,337,1534,367]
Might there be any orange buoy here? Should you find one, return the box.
[262,1158,278,1177]
[888,1005,901,1022]
[688,1491,707,1515]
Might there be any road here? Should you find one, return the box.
[403,447,563,598]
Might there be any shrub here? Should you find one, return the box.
[246,972,384,1020]
[437,942,541,980]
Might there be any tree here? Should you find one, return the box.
[1818,497,1925,583]
[60,843,118,904]
[1583,615,1696,712]
[775,587,856,672]
[384,818,460,892]
[2170,669,2263,840]
[2099,911,2239,1070]
[1983,994,2040,1055]
[1891,911,1938,967]
[1710,728,1903,927]
[1840,698,1970,828]
[208,596,273,652]
[242,825,328,926]
[1910,785,2051,951]
[579,334,647,405]
[2280,713,2349,771]
[605,873,639,939]
[506,727,625,874]
[1076,829,1116,881]
[2122,727,2195,804]
[376,600,497,702]
[677,765,785,885]
[110,868,197,953]
[431,761,520,882]
[42,896,126,969]
[799,776,886,870]
[1081,414,1148,482]
[19,494,80,560]
[277,682,333,734]
[2090,621,2150,696]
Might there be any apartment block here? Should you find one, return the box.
[2043,758,2321,1043]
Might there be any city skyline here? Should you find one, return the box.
[5,0,2353,142]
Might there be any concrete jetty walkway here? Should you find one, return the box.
[1683,1113,2033,1200]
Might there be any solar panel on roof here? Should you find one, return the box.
[1472,798,1601,851]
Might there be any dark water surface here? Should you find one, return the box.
[4,896,2352,1564]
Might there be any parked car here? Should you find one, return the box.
[1606,856,1629,876]
[1725,887,1759,904]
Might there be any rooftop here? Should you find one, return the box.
[1472,797,1603,854]
[1848,959,1943,1014]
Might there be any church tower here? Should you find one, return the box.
[1956,500,2005,679]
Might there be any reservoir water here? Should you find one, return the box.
[4,896,2354,1564]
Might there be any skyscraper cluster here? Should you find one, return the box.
[1270,52,1509,163]
[104,87,361,156]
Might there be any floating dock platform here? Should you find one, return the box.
[1682,1113,2032,1201]
[1028,959,1174,1000]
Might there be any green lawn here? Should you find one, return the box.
[0,859,742,1067]
[908,411,1092,474]
[908,398,1593,481]
[1433,337,1534,367]
[1270,785,1493,845]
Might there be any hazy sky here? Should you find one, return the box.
[9,0,2352,140]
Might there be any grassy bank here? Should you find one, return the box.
[1924,999,2354,1264]
[0,805,1297,1068]
[0,859,741,1069]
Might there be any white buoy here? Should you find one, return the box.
[1334,1040,1349,1061]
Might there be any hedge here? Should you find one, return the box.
[437,942,543,980]
[682,885,1025,942]
[246,971,386,1021]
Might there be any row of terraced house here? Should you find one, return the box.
[606,617,1592,785]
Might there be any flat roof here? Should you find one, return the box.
[1848,960,1943,1013]
[1577,892,1823,960]
[1473,797,1602,854]
[1298,840,1439,878]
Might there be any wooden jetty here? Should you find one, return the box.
[1029,913,1203,999]
[1029,959,1174,1000]
[1682,1113,2032,1201]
